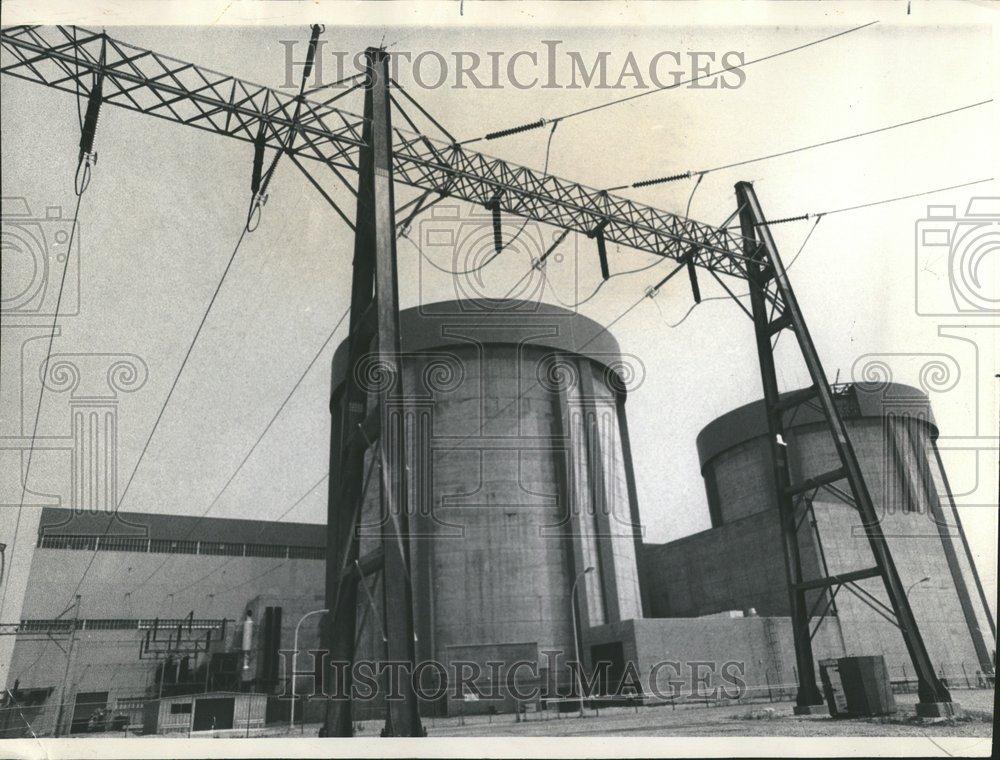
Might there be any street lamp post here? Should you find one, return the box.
[53,595,81,738]
[570,567,594,718]
[291,608,328,734]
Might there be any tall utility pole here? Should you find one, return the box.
[53,595,80,737]
[322,47,423,738]
[737,181,955,716]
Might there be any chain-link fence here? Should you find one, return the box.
[2,660,993,738]
[885,660,995,693]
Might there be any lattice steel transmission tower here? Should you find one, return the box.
[0,24,961,734]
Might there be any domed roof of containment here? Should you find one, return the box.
[331,299,625,388]
[695,383,938,471]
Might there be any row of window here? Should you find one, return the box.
[36,533,325,560]
[16,618,226,632]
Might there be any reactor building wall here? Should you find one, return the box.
[639,381,996,684]
[330,299,645,713]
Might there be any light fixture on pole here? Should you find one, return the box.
[291,608,329,733]
[571,566,595,718]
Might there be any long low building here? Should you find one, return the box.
[1,507,328,735]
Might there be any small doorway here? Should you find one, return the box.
[193,696,235,731]
[70,691,108,734]
[590,642,626,698]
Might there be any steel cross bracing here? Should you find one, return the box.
[737,181,954,713]
[0,24,753,281]
[322,46,424,738]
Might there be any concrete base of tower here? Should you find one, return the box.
[915,701,963,719]
[792,703,827,715]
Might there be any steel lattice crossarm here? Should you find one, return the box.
[391,132,751,277]
[0,24,753,281]
[0,25,365,172]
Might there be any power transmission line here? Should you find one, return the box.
[745,177,994,227]
[665,215,824,330]
[61,222,253,610]
[607,99,992,191]
[459,20,878,146]
[665,175,995,328]
[127,305,350,596]
[2,187,89,621]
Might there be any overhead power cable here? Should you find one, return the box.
[547,204,738,310]
[545,247,660,309]
[0,198,82,622]
[62,221,254,609]
[459,20,878,146]
[405,120,561,276]
[128,304,351,596]
[666,175,994,331]
[743,177,994,228]
[1,39,104,620]
[56,24,329,611]
[666,215,823,330]
[607,99,992,191]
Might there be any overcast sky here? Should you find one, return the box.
[1,2,997,617]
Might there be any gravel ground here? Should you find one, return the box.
[410,688,995,739]
[82,688,993,739]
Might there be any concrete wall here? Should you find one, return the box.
[640,511,811,618]
[0,508,42,692]
[442,641,539,715]
[586,615,845,701]
[14,546,323,623]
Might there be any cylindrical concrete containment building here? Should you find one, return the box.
[643,381,995,684]
[330,300,644,712]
